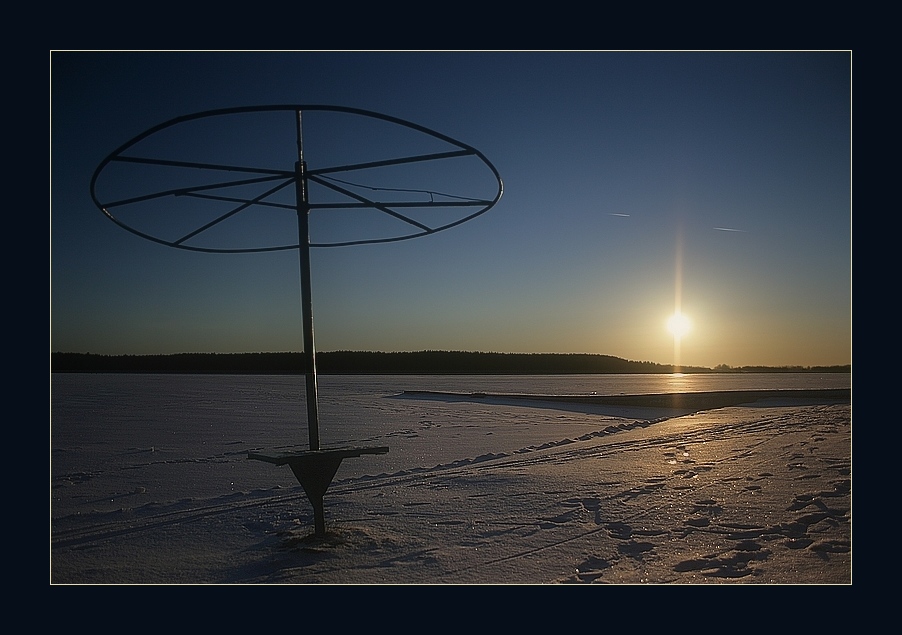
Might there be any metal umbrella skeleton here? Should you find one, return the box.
[90,105,503,536]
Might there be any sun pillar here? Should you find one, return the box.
[673,232,684,373]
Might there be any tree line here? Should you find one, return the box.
[50,351,849,375]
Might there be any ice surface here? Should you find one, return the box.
[51,374,851,584]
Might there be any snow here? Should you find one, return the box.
[51,375,851,584]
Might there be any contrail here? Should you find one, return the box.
[610,213,630,217]
[713,227,745,232]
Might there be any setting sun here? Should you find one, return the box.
[667,312,691,340]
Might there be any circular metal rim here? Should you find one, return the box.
[90,105,504,252]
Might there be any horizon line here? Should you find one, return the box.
[50,350,851,370]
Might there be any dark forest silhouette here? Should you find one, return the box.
[50,351,850,375]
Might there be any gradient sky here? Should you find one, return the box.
[51,51,851,368]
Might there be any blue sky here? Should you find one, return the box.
[51,51,851,368]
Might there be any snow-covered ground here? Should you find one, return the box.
[51,374,851,584]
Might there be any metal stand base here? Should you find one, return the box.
[249,446,389,537]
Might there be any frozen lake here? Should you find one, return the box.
[51,372,849,516]
[50,373,851,583]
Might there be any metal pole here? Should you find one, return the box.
[296,111,320,451]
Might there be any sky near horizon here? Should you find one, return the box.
[51,51,851,368]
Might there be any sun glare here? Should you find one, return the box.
[667,312,691,340]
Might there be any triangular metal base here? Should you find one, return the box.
[249,446,389,537]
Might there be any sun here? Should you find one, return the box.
[666,312,691,340]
